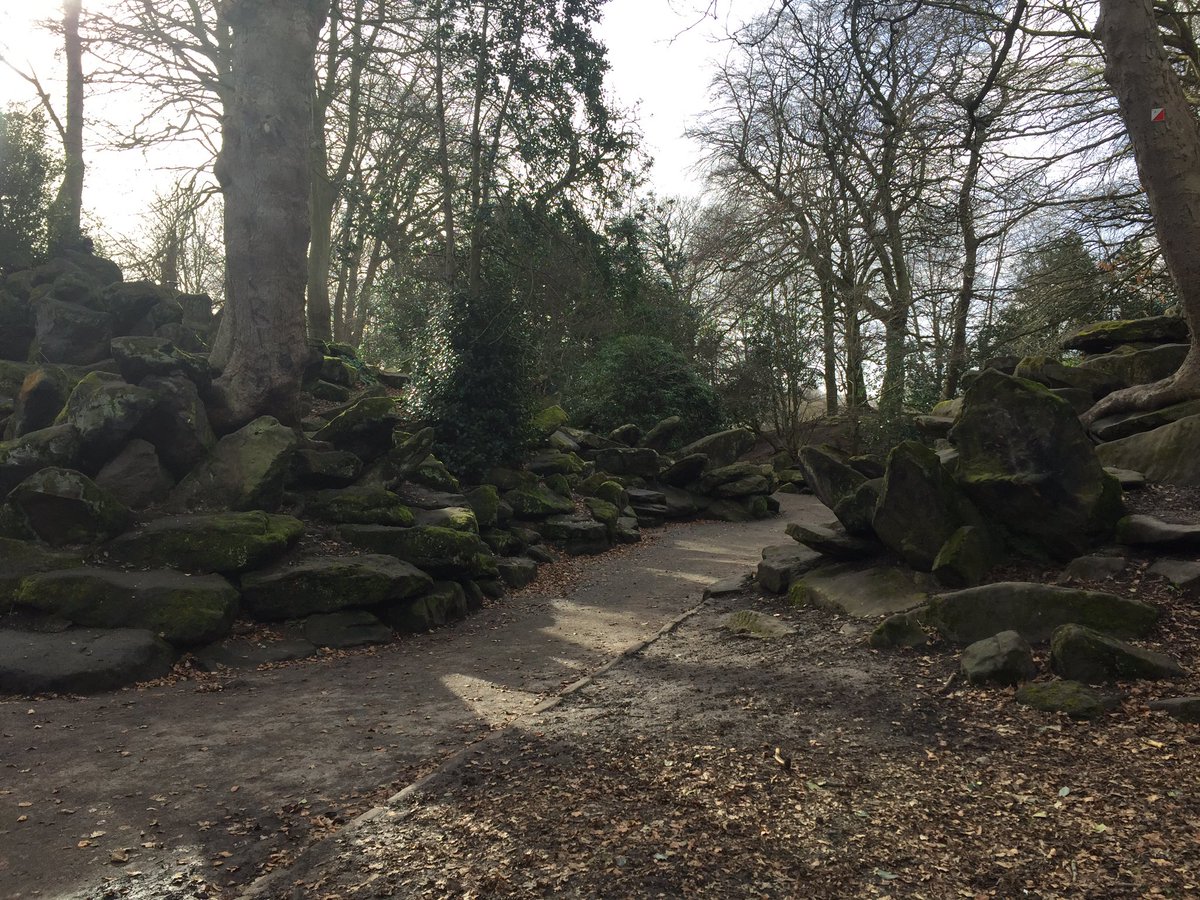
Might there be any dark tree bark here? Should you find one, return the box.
[210,0,326,429]
[1085,0,1200,423]
[48,0,85,252]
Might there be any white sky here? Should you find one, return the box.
[0,0,771,240]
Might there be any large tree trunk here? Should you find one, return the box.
[1085,0,1200,424]
[48,0,85,253]
[211,0,326,429]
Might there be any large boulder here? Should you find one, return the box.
[14,568,237,647]
[302,610,392,649]
[103,511,303,574]
[0,424,82,494]
[94,439,175,509]
[241,554,432,621]
[788,564,930,618]
[641,415,682,451]
[1115,514,1200,550]
[873,441,986,571]
[1013,356,1126,401]
[0,628,175,695]
[57,372,159,466]
[538,514,611,555]
[289,449,362,489]
[339,524,498,577]
[0,538,83,611]
[1097,414,1200,487]
[380,581,469,633]
[136,374,217,477]
[311,396,399,462]
[503,483,573,518]
[303,486,415,526]
[928,582,1158,644]
[1062,316,1190,354]
[110,335,209,386]
[413,506,478,533]
[1079,343,1190,387]
[931,525,997,589]
[795,445,874,536]
[29,297,112,364]
[697,462,773,497]
[950,371,1123,559]
[99,280,173,333]
[593,447,660,477]
[1050,624,1185,684]
[169,416,299,512]
[960,631,1037,686]
[675,428,755,469]
[785,521,879,561]
[465,485,501,529]
[660,453,709,487]
[1090,399,1200,443]
[497,556,538,589]
[7,468,131,546]
[756,543,823,594]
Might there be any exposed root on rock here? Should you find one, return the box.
[1081,348,1200,427]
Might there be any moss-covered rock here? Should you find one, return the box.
[110,335,210,386]
[14,568,237,646]
[55,372,158,466]
[1050,624,1186,684]
[481,528,525,556]
[465,485,501,530]
[756,544,822,594]
[104,511,303,574]
[388,427,436,479]
[312,396,399,461]
[413,506,479,533]
[1015,680,1120,719]
[29,297,113,364]
[0,538,83,612]
[873,441,987,571]
[932,525,997,589]
[532,404,569,437]
[950,370,1124,559]
[304,486,415,526]
[1013,356,1126,401]
[1079,343,1189,387]
[8,467,131,546]
[412,455,461,492]
[504,483,573,518]
[641,415,682,451]
[528,449,586,476]
[1062,316,1189,354]
[289,449,362,489]
[339,524,498,577]
[928,582,1158,644]
[1090,399,1200,443]
[584,497,620,530]
[170,416,299,512]
[868,610,930,650]
[241,554,432,621]
[0,424,83,494]
[660,453,709,488]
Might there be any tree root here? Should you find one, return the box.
[1081,350,1200,428]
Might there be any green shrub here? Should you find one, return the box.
[567,335,723,442]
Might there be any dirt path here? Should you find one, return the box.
[0,494,827,899]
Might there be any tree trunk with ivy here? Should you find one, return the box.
[1085,0,1200,424]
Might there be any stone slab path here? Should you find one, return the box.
[0,493,827,899]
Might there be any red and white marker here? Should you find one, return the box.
[1151,107,1166,122]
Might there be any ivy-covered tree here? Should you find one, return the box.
[0,107,62,273]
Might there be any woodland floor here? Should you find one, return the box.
[4,491,1200,899]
